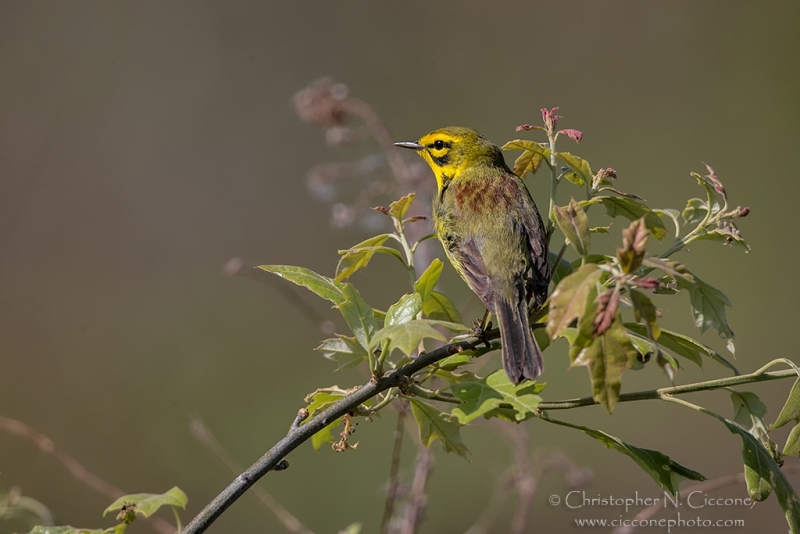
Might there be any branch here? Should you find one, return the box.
[538,367,798,410]
[180,337,482,534]
[189,416,313,534]
[181,329,798,534]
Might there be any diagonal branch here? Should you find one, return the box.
[180,330,798,534]
[180,336,483,534]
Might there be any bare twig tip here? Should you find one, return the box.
[292,408,309,429]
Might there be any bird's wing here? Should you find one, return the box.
[515,180,551,308]
[447,237,495,313]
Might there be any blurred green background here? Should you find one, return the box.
[2,1,799,532]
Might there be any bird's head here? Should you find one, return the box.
[394,126,507,190]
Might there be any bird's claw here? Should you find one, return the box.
[470,315,493,349]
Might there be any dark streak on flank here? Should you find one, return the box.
[439,173,452,203]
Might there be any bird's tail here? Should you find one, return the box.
[495,297,543,383]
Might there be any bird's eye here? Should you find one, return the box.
[434,140,445,150]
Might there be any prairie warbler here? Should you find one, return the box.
[395,127,550,383]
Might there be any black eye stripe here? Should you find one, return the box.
[426,140,452,150]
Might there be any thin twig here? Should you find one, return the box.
[380,402,408,534]
[189,416,313,534]
[397,445,434,534]
[537,367,798,410]
[0,415,174,534]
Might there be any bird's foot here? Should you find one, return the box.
[470,312,493,349]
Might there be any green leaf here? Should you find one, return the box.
[305,386,349,416]
[563,170,585,187]
[573,317,638,412]
[104,487,187,518]
[641,257,694,282]
[676,272,735,354]
[730,391,771,451]
[386,293,423,326]
[305,386,350,450]
[549,251,574,287]
[423,291,463,323]
[414,259,443,304]
[589,225,611,234]
[533,325,552,352]
[553,198,591,257]
[626,331,656,366]
[672,398,800,530]
[691,170,726,204]
[501,139,553,171]
[773,378,800,429]
[682,197,711,225]
[579,254,617,266]
[450,369,544,423]
[512,147,543,177]
[654,208,682,239]
[257,265,345,305]
[629,289,660,341]
[316,335,368,370]
[547,264,604,347]
[389,193,416,220]
[312,425,335,451]
[542,416,705,495]
[727,418,796,512]
[624,324,738,373]
[783,424,800,457]
[335,234,400,281]
[694,223,751,252]
[407,398,469,458]
[338,524,362,534]
[583,196,667,240]
[370,319,468,357]
[337,284,378,351]
[555,152,593,187]
[389,194,416,221]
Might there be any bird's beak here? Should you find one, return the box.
[394,141,423,150]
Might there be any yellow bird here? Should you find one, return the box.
[396,127,550,383]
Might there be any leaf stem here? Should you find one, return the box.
[405,382,460,404]
[547,133,558,239]
[538,367,797,410]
